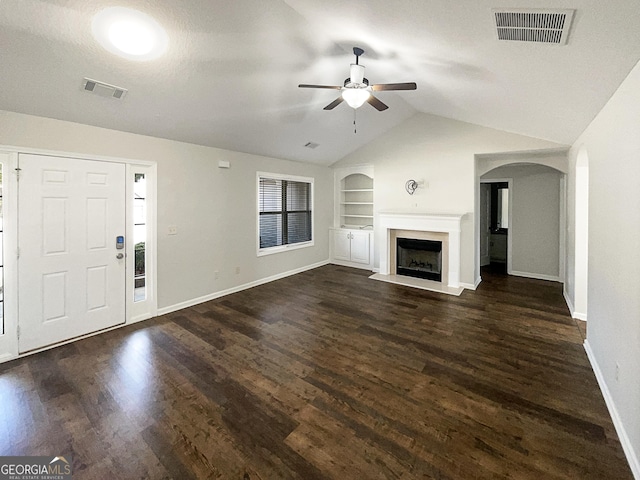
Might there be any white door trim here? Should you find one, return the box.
[0,145,157,363]
[0,152,19,362]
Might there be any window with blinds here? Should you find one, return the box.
[258,173,313,253]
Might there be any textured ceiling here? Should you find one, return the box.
[1,0,640,165]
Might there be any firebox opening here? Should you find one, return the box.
[396,238,442,281]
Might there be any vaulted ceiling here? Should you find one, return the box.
[2,0,640,165]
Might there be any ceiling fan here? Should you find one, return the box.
[299,47,417,111]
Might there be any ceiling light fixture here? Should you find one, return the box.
[342,88,371,109]
[92,7,168,61]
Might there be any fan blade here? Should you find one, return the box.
[371,82,417,91]
[299,84,342,90]
[367,95,388,111]
[323,97,344,110]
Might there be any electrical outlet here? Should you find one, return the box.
[168,225,178,235]
[615,362,620,381]
[214,270,219,280]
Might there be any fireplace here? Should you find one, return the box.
[396,238,442,281]
[376,212,463,292]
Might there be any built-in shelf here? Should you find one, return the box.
[339,172,373,228]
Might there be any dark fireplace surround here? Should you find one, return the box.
[396,237,443,282]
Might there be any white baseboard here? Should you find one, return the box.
[460,276,482,291]
[329,259,374,271]
[0,352,16,364]
[584,340,640,479]
[563,289,575,316]
[128,313,154,325]
[510,270,562,283]
[563,289,587,321]
[157,260,330,316]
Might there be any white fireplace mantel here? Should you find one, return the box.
[378,211,464,288]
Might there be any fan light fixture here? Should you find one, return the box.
[299,47,417,113]
[92,7,168,61]
[342,88,371,109]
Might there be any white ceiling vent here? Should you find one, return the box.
[82,77,127,99]
[493,9,575,45]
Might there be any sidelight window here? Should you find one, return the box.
[133,173,146,302]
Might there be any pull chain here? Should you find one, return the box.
[353,108,357,134]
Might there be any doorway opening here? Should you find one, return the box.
[480,180,511,274]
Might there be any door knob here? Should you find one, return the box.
[116,253,124,259]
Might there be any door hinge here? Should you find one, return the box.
[17,326,20,339]
[16,247,20,259]
[15,167,21,180]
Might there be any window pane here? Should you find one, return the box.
[287,211,312,244]
[259,178,282,212]
[260,213,283,248]
[286,181,309,210]
[134,198,146,226]
[133,224,147,244]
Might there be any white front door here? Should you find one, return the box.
[18,154,126,353]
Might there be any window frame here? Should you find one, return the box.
[256,171,314,256]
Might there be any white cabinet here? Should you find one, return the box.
[349,230,371,264]
[331,228,372,268]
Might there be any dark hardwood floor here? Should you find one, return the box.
[0,265,632,479]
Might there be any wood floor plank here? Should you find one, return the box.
[0,265,633,479]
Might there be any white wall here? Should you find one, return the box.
[566,58,640,477]
[482,164,563,281]
[333,112,565,286]
[0,110,333,311]
[574,148,590,319]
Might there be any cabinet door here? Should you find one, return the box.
[332,230,351,261]
[349,231,370,265]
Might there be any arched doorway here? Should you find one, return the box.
[475,150,568,286]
